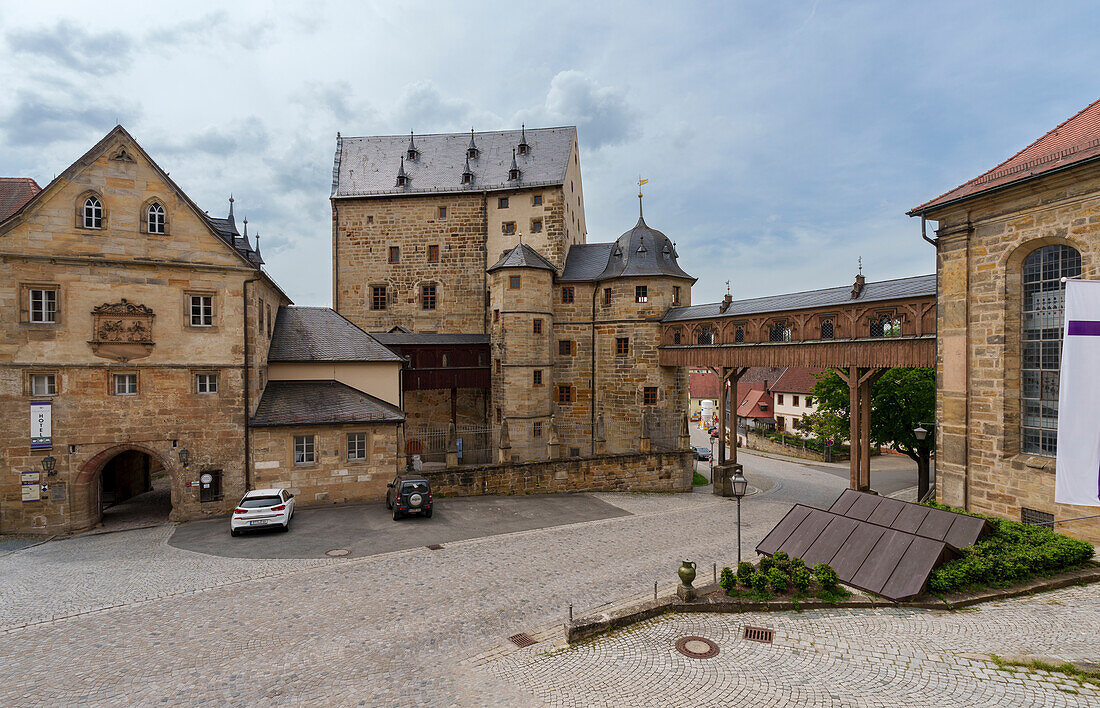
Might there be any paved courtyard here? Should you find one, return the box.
[0,452,1092,706]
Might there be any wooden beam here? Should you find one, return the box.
[849,365,860,490]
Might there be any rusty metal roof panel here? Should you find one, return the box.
[866,497,907,528]
[826,521,885,581]
[892,504,931,534]
[881,536,952,600]
[944,514,987,549]
[845,493,881,521]
[915,509,957,541]
[800,516,859,568]
[782,509,835,559]
[851,529,915,594]
[828,489,861,516]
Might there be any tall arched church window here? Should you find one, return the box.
[1022,244,1081,455]
[147,202,165,234]
[83,196,103,229]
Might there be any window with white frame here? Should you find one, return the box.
[113,373,138,395]
[347,432,367,461]
[83,196,103,228]
[147,202,166,234]
[29,288,57,323]
[189,295,213,326]
[294,435,315,464]
[195,373,218,394]
[30,373,56,396]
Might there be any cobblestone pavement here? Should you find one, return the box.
[491,584,1100,707]
[2,474,1091,706]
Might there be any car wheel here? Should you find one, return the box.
[424,509,433,519]
[386,496,392,510]
[281,520,290,532]
[393,509,401,521]
[231,528,240,537]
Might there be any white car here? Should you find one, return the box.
[230,488,295,536]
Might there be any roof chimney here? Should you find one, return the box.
[851,273,865,298]
[719,279,732,312]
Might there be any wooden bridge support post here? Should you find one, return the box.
[836,367,884,492]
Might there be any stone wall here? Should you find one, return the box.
[250,422,400,505]
[332,193,489,333]
[402,388,488,428]
[928,163,1100,543]
[422,450,693,497]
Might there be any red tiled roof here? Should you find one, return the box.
[737,388,772,418]
[910,98,1100,214]
[772,367,827,395]
[0,177,41,221]
[689,370,719,400]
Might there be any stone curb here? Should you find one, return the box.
[563,564,1100,644]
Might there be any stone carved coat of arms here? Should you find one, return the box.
[89,299,155,361]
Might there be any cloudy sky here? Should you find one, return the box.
[2,1,1099,306]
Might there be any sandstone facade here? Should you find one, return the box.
[922,157,1100,543]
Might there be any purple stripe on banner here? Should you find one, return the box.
[1067,320,1100,336]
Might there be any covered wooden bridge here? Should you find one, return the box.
[660,273,936,492]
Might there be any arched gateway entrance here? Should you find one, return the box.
[76,445,175,531]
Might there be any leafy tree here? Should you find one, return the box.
[807,368,935,497]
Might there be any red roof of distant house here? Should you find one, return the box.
[772,367,827,394]
[737,388,772,418]
[689,370,719,400]
[910,98,1100,214]
[0,177,41,221]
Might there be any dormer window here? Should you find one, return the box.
[395,156,408,187]
[147,202,165,234]
[461,156,473,185]
[467,129,479,159]
[407,131,419,161]
[508,149,521,181]
[518,124,529,155]
[83,196,103,229]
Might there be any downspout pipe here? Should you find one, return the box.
[919,213,941,500]
[243,275,261,492]
[590,279,602,456]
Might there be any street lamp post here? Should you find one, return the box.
[731,468,748,566]
[913,425,931,501]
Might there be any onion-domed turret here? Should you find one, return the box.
[595,213,694,281]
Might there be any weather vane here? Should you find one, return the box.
[726,280,731,295]
[858,256,863,275]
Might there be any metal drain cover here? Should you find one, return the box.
[675,636,719,659]
[743,626,774,643]
[325,548,350,557]
[508,633,537,648]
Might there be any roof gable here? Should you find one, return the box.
[0,178,41,221]
[268,306,403,362]
[487,243,558,273]
[911,98,1100,214]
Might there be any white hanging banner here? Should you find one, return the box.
[1055,280,1100,506]
[30,401,51,450]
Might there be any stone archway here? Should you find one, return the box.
[75,444,176,531]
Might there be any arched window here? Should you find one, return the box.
[735,326,744,343]
[821,319,834,339]
[672,329,681,345]
[147,202,165,234]
[1022,244,1081,455]
[83,196,103,229]
[769,323,791,343]
[697,327,715,345]
[870,315,901,338]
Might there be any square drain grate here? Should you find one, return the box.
[508,633,537,648]
[426,544,444,550]
[743,626,774,644]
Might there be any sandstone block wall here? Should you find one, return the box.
[250,422,400,505]
[929,165,1100,543]
[422,450,693,497]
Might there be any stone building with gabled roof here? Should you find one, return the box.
[331,126,694,458]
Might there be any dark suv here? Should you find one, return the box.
[386,475,433,520]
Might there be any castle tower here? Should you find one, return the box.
[487,243,558,459]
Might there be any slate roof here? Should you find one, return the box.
[772,367,828,394]
[560,243,615,281]
[595,215,694,281]
[487,243,558,273]
[332,126,576,197]
[910,97,1100,215]
[250,380,405,427]
[662,274,936,323]
[0,177,41,221]
[268,307,402,362]
[368,332,490,346]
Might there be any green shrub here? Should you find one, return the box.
[737,561,755,586]
[789,556,806,571]
[926,514,1094,594]
[792,567,813,593]
[719,566,736,592]
[813,563,840,591]
[766,567,789,593]
[772,551,791,573]
[750,570,769,593]
[758,556,774,574]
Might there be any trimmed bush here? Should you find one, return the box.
[737,561,755,586]
[813,563,840,591]
[926,512,1094,594]
[750,570,769,593]
[789,556,805,571]
[766,567,789,593]
[792,567,813,593]
[758,556,774,574]
[719,566,736,592]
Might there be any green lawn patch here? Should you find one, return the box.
[692,471,709,486]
